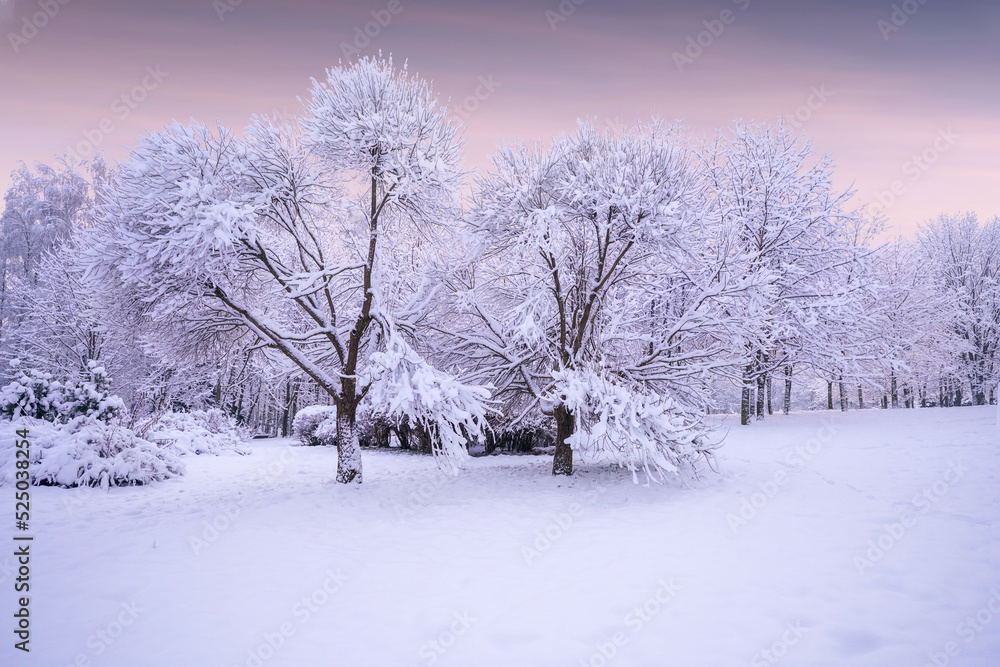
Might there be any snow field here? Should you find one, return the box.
[2,406,997,667]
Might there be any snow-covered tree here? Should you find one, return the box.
[0,161,91,343]
[457,121,745,479]
[0,169,216,421]
[88,57,490,483]
[917,213,1000,405]
[700,121,871,424]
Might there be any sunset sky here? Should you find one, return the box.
[0,0,996,237]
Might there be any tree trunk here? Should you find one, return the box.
[839,377,847,412]
[857,385,864,410]
[827,381,833,410]
[891,373,898,408]
[552,405,575,476]
[281,380,292,437]
[417,423,433,454]
[756,373,765,421]
[334,401,362,484]
[766,375,773,415]
[973,374,987,405]
[741,365,752,426]
[783,366,792,415]
[484,425,496,455]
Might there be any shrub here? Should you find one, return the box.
[147,409,250,456]
[0,417,184,488]
[0,361,124,423]
[292,405,337,446]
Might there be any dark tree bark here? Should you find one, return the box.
[552,405,575,476]
[741,362,752,426]
[397,417,411,449]
[783,366,792,415]
[756,373,766,421]
[827,381,834,410]
[281,380,292,437]
[741,384,751,426]
[891,373,899,409]
[334,397,361,483]
[766,374,773,415]
[857,385,864,410]
[839,377,847,412]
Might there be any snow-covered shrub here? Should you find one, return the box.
[292,405,337,446]
[147,409,250,456]
[0,366,61,421]
[306,405,378,449]
[0,417,184,489]
[551,369,717,483]
[313,412,338,447]
[0,361,124,423]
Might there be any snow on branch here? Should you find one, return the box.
[364,332,492,473]
[551,368,717,484]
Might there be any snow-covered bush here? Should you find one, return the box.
[0,417,184,488]
[147,409,250,456]
[292,405,337,447]
[551,369,717,483]
[0,366,61,421]
[0,361,124,423]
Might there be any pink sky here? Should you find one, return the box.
[1,0,997,237]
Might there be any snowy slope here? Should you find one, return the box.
[2,407,997,667]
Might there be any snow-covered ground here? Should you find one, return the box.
[4,407,998,667]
